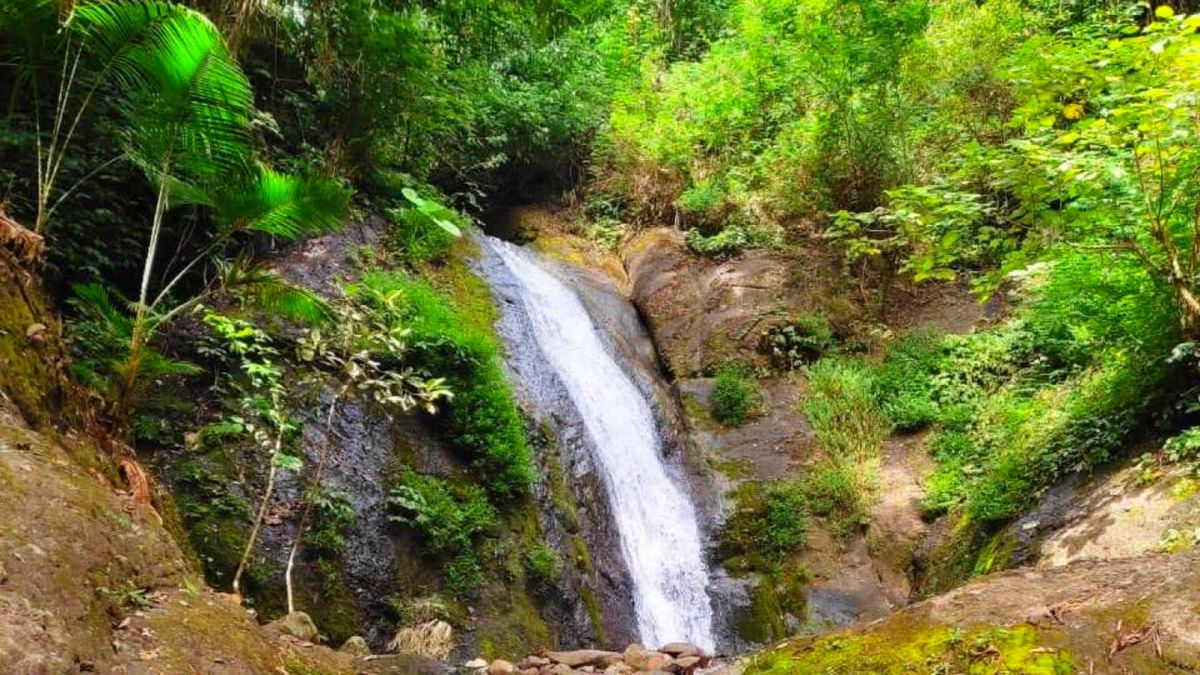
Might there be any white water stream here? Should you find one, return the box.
[483,237,714,650]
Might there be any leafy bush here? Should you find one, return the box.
[875,328,945,431]
[388,206,457,264]
[721,480,809,564]
[765,313,837,370]
[445,554,486,597]
[802,463,869,540]
[686,224,777,257]
[388,471,496,558]
[353,272,533,499]
[711,363,756,425]
[304,489,356,554]
[524,544,562,592]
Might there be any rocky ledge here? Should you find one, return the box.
[462,642,715,675]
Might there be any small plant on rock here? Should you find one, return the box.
[711,362,757,426]
[765,313,837,370]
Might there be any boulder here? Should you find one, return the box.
[521,655,551,668]
[489,659,517,675]
[265,611,319,643]
[641,652,671,673]
[673,656,702,672]
[658,643,701,659]
[622,647,669,672]
[547,650,621,668]
[338,635,370,656]
[548,664,576,675]
[464,657,489,671]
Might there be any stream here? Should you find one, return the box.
[477,235,716,650]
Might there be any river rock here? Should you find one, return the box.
[265,611,319,642]
[489,659,516,675]
[548,664,576,675]
[641,652,671,672]
[658,643,701,659]
[464,658,489,671]
[547,650,621,668]
[672,656,702,672]
[521,656,550,668]
[338,635,370,656]
[622,646,671,671]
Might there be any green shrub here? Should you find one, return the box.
[354,272,533,499]
[765,313,837,370]
[875,328,944,431]
[524,544,561,592]
[721,480,809,564]
[304,489,356,554]
[445,553,486,597]
[387,471,496,557]
[758,481,810,558]
[920,466,965,517]
[388,205,456,264]
[686,224,777,257]
[712,363,756,425]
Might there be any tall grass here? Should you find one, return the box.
[800,358,891,536]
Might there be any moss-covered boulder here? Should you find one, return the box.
[735,550,1200,674]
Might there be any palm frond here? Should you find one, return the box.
[213,168,351,239]
[216,253,333,325]
[71,1,254,189]
[253,278,334,325]
[69,282,134,338]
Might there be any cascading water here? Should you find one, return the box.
[481,235,715,650]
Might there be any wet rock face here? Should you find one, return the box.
[624,229,844,379]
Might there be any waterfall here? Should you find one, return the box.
[481,236,715,650]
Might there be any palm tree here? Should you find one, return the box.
[42,0,351,427]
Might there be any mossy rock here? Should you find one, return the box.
[740,550,1200,674]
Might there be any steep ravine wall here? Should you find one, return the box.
[0,247,442,673]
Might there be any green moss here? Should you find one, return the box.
[972,530,1017,577]
[297,558,359,646]
[475,586,554,660]
[746,624,1073,674]
[545,450,580,533]
[735,568,808,644]
[914,514,991,596]
[0,272,64,429]
[580,583,605,644]
[570,536,594,574]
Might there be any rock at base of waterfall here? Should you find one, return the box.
[464,657,489,671]
[658,642,701,659]
[265,611,319,643]
[511,642,712,675]
[547,650,622,668]
[520,655,550,669]
[489,659,517,675]
[338,635,370,656]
